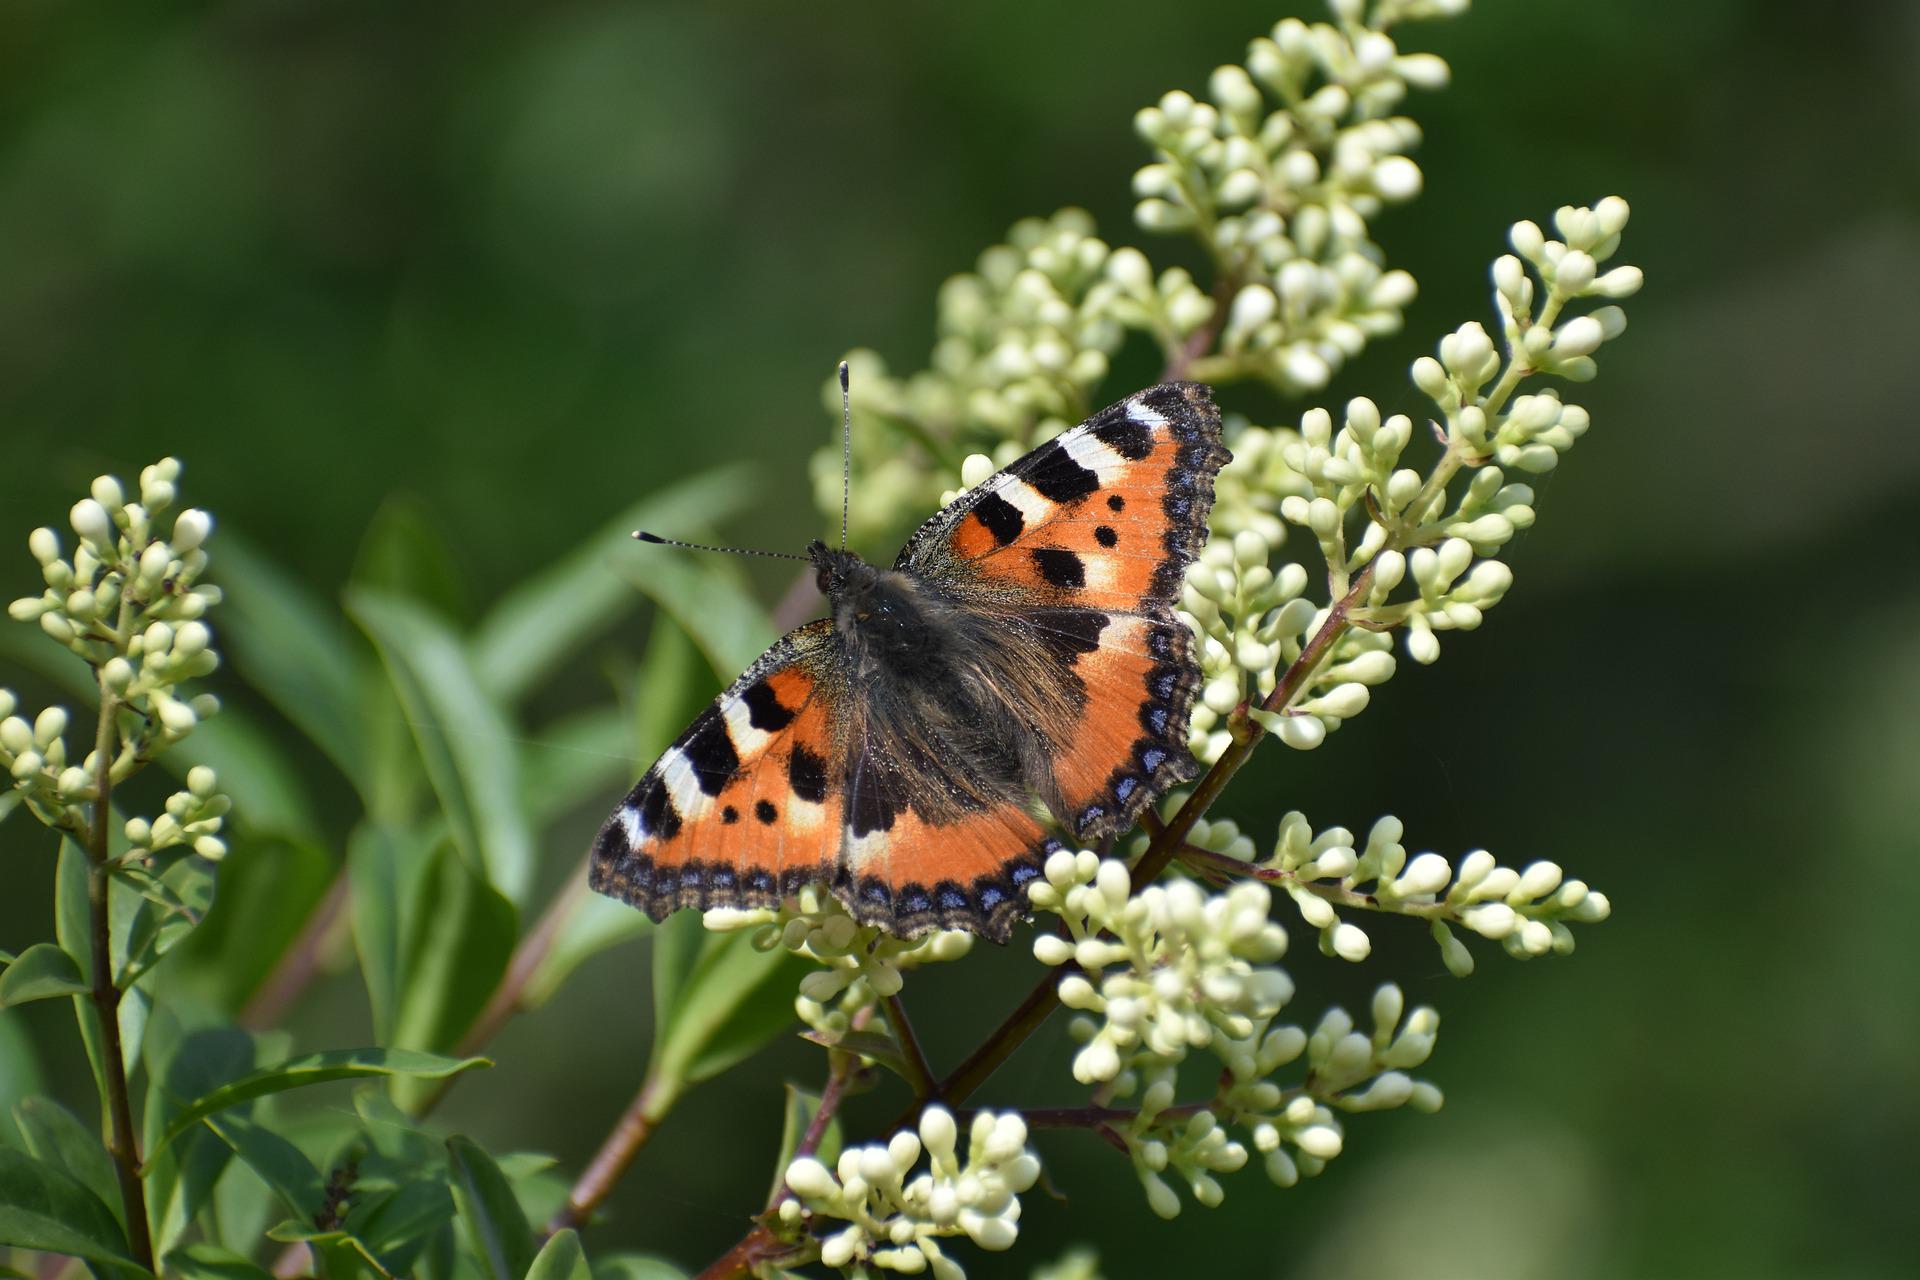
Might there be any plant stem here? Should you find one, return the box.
[84,679,153,1271]
[546,1074,666,1236]
[878,992,938,1102]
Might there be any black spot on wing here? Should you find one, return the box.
[1032,547,1085,589]
[1107,494,1126,512]
[1093,417,1154,460]
[788,744,829,803]
[638,778,681,840]
[1094,525,1118,547]
[1027,608,1108,665]
[681,709,739,794]
[1015,439,1099,502]
[971,492,1025,546]
[742,679,796,731]
[755,799,778,824]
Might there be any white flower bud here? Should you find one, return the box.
[1592,265,1643,298]
[11,751,44,780]
[1371,155,1421,201]
[1461,902,1517,939]
[1226,284,1277,336]
[28,528,61,565]
[33,706,68,747]
[1552,315,1605,359]
[1329,922,1371,961]
[1294,1124,1343,1159]
[1276,714,1325,750]
[70,499,114,547]
[1141,1171,1182,1219]
[1032,935,1073,966]
[1394,852,1452,897]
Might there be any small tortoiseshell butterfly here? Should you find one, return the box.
[589,381,1229,940]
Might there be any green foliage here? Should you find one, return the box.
[0,3,1648,1279]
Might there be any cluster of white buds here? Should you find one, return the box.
[780,1106,1040,1277]
[817,209,1125,546]
[704,887,971,1043]
[1129,0,1466,389]
[1255,811,1610,975]
[3,461,226,853]
[1029,852,1291,1086]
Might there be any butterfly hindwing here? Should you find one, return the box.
[589,620,846,919]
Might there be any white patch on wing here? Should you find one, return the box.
[656,747,714,820]
[618,805,643,846]
[1061,428,1128,485]
[844,828,889,873]
[1127,398,1169,429]
[720,696,771,759]
[994,476,1054,525]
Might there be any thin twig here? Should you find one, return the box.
[881,993,939,1103]
[546,1074,666,1236]
[240,872,349,1031]
[85,667,153,1271]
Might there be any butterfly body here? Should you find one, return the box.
[591,382,1229,940]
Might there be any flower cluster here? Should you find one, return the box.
[3,459,227,858]
[1190,810,1612,975]
[705,889,972,1043]
[1028,852,1442,1216]
[1132,0,1466,389]
[780,1106,1041,1277]
[819,209,1124,547]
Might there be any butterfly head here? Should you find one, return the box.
[807,539,875,599]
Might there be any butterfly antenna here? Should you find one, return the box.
[631,531,808,562]
[838,360,852,551]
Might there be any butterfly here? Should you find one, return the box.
[589,381,1229,940]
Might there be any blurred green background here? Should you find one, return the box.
[3,0,1917,1276]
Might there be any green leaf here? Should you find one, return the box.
[348,824,442,1042]
[0,789,21,824]
[213,536,371,798]
[616,554,776,682]
[148,1048,488,1164]
[348,588,535,905]
[797,1028,911,1082]
[527,1229,592,1280]
[0,943,87,1008]
[203,1113,325,1222]
[649,924,807,1101]
[352,496,471,625]
[768,1085,841,1207]
[12,1097,119,1228]
[521,705,636,826]
[164,836,335,1016]
[387,850,516,1108]
[470,465,759,704]
[163,1243,276,1279]
[591,1255,689,1280]
[0,1147,142,1272]
[520,888,650,1013]
[117,860,216,990]
[0,1012,47,1148]
[445,1136,534,1280]
[142,1023,257,1255]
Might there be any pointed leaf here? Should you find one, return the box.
[615,555,775,681]
[12,1098,119,1227]
[768,1085,841,1206]
[591,1256,689,1280]
[445,1136,534,1280]
[649,928,806,1097]
[213,536,370,796]
[204,1112,326,1222]
[388,849,516,1107]
[349,824,441,1041]
[470,465,758,703]
[527,1229,592,1280]
[149,1049,488,1163]
[0,943,87,1008]
[0,1147,142,1271]
[348,589,535,904]
[163,1244,276,1279]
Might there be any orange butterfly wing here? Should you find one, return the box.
[589,620,847,920]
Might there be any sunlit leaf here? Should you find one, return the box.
[0,1147,142,1272]
[0,943,87,1008]
[349,589,535,904]
[446,1135,535,1280]
[527,1229,592,1280]
[470,465,759,704]
[148,1048,489,1163]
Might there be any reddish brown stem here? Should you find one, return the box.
[547,1075,665,1236]
[240,872,349,1031]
